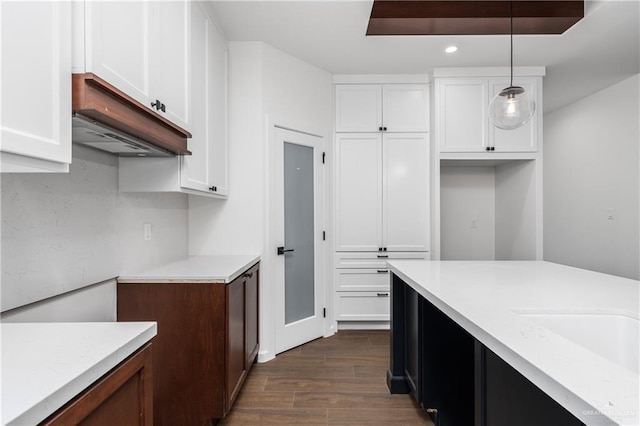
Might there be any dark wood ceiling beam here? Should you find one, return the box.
[367,1,584,35]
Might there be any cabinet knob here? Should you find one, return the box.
[383,247,387,252]
[209,186,217,192]
[490,146,495,151]
[243,272,254,278]
[485,147,490,151]
[382,127,387,131]
[378,126,383,131]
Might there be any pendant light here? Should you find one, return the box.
[489,1,535,130]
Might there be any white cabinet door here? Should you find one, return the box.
[83,1,190,130]
[181,3,226,196]
[437,78,489,152]
[489,77,539,152]
[181,3,209,193]
[153,0,190,130]
[207,18,229,196]
[335,134,383,251]
[335,84,429,133]
[1,1,71,172]
[85,1,152,108]
[119,4,226,199]
[383,133,430,252]
[383,85,429,132]
[335,85,382,132]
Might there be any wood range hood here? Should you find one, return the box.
[72,73,191,157]
[367,0,584,35]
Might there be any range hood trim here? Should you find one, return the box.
[72,73,192,156]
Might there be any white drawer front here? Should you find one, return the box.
[336,291,390,321]
[335,269,391,292]
[334,252,428,269]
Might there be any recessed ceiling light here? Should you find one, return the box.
[445,45,459,54]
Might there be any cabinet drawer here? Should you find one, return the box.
[336,292,390,321]
[335,269,391,292]
[334,252,428,269]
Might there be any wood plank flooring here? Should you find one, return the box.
[220,330,434,425]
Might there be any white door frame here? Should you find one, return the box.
[273,126,326,354]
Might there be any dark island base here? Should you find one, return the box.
[388,273,585,426]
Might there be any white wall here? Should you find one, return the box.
[189,42,333,362]
[544,74,639,279]
[440,166,496,260]
[495,160,537,260]
[1,145,189,319]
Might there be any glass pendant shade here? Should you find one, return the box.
[489,86,535,130]
[489,0,536,131]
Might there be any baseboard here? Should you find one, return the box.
[337,321,390,330]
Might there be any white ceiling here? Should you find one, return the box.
[205,0,639,113]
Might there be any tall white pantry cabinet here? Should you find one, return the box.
[333,80,431,327]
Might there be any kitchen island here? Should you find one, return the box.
[386,260,639,426]
[1,321,156,425]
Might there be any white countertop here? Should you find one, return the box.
[387,260,639,426]
[117,255,260,283]
[1,322,156,425]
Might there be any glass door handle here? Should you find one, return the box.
[277,246,295,255]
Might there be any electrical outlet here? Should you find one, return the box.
[143,223,152,240]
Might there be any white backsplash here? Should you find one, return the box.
[1,144,189,315]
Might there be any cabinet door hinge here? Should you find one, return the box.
[322,152,325,164]
[322,231,326,241]
[323,308,326,318]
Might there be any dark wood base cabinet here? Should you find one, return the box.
[117,262,259,426]
[388,274,585,426]
[42,344,153,426]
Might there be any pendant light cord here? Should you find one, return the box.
[510,0,514,88]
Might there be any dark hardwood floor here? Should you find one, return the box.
[220,330,434,425]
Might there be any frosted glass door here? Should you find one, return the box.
[275,128,324,354]
[284,142,315,324]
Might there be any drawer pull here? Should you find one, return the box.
[377,270,389,274]
[377,293,389,297]
[377,255,388,259]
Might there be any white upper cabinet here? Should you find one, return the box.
[77,0,191,131]
[489,78,539,152]
[82,1,151,107]
[335,84,429,133]
[180,2,209,193]
[153,1,191,130]
[180,2,228,197]
[206,10,229,196]
[436,78,489,152]
[1,1,72,172]
[119,2,228,199]
[335,133,430,252]
[335,85,382,132]
[382,85,430,133]
[435,74,541,154]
